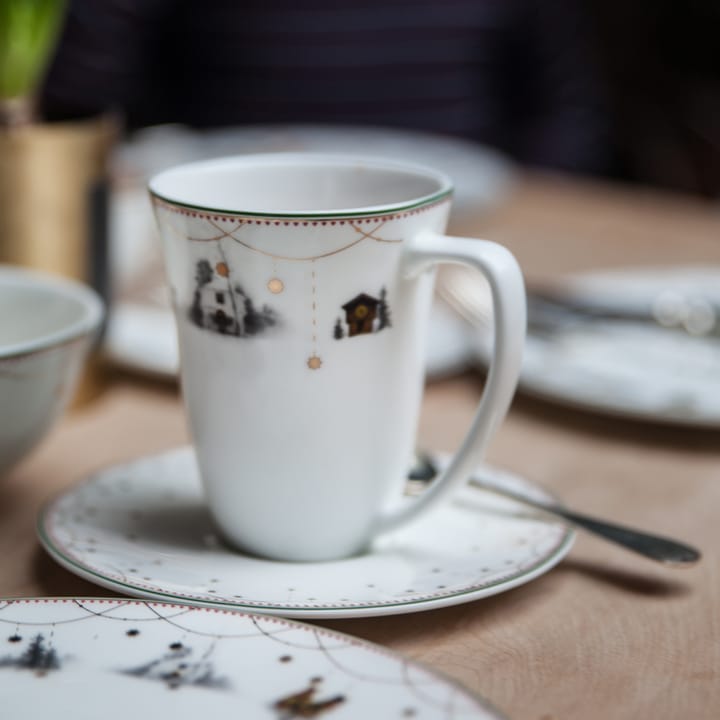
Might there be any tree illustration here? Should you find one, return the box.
[195,259,214,286]
[19,634,59,672]
[190,260,214,326]
[333,317,344,340]
[236,286,277,336]
[260,304,278,329]
[377,287,392,330]
[123,645,229,690]
[243,296,261,335]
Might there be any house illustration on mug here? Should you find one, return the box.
[336,288,391,338]
[189,259,277,337]
[342,293,380,336]
[196,280,243,336]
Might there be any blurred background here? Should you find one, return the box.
[24,0,720,198]
[2,0,719,417]
[2,0,720,458]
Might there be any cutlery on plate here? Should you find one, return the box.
[408,454,701,567]
[527,287,718,338]
[438,266,719,338]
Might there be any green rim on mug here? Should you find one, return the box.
[148,153,454,220]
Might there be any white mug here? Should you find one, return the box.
[150,154,525,562]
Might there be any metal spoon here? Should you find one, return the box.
[408,454,701,567]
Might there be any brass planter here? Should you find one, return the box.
[0,115,116,291]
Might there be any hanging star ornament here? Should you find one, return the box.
[267,278,284,293]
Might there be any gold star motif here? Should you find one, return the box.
[307,355,322,370]
[267,277,284,294]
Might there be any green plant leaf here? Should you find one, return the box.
[0,0,67,100]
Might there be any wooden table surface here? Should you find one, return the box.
[2,173,719,719]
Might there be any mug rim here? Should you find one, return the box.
[148,152,454,219]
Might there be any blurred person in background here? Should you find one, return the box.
[586,0,720,198]
[40,0,610,176]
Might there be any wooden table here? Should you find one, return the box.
[3,173,719,719]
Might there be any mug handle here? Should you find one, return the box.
[376,231,527,533]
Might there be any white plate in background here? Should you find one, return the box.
[451,265,720,427]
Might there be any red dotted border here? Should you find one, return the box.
[150,195,450,226]
[0,597,350,633]
[0,597,404,660]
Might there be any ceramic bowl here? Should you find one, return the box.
[0,265,104,475]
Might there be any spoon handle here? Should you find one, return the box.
[470,477,701,567]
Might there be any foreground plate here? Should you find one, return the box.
[0,598,502,718]
[38,448,573,619]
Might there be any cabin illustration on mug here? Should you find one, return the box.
[335,288,391,339]
[342,293,379,336]
[196,279,243,336]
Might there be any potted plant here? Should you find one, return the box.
[0,0,116,295]
[0,0,66,127]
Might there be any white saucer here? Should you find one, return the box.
[38,448,573,619]
[0,598,502,719]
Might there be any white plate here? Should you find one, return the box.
[522,266,720,426]
[453,265,720,427]
[105,124,513,380]
[0,597,502,719]
[38,448,573,619]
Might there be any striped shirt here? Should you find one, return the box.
[41,0,608,171]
